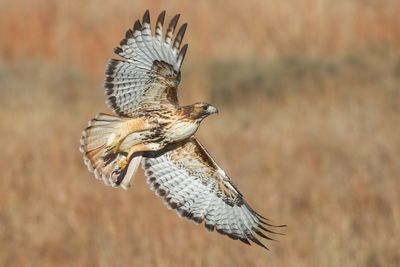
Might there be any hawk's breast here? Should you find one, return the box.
[165,120,199,142]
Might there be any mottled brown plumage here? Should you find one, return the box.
[79,10,284,251]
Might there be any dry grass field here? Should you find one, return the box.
[1,0,399,266]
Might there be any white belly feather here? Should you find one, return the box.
[166,121,199,142]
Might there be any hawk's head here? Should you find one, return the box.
[183,102,218,121]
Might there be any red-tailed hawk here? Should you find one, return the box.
[80,10,285,250]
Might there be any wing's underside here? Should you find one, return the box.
[142,138,285,249]
[104,10,188,116]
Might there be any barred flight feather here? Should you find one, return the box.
[142,137,285,250]
[105,10,188,116]
[165,14,180,45]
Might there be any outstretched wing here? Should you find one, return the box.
[105,10,188,116]
[142,137,285,250]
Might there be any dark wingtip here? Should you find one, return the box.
[248,234,270,251]
[204,223,215,232]
[143,9,150,24]
[169,14,180,29]
[239,237,251,246]
[259,224,285,236]
[133,19,142,32]
[180,43,188,53]
[253,227,276,241]
[105,59,119,76]
[119,40,126,47]
[177,44,188,67]
[172,23,188,50]
[264,222,287,228]
[125,29,133,39]
[180,23,188,33]
[157,10,166,24]
[113,47,123,55]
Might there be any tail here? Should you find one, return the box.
[79,113,142,189]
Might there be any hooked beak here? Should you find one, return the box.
[206,105,219,115]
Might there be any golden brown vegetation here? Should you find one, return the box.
[1,0,399,266]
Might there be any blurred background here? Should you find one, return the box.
[1,0,399,266]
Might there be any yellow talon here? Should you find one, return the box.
[117,157,128,171]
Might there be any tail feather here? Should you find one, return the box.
[80,113,142,189]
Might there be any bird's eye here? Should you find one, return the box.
[203,106,208,110]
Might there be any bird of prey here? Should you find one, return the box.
[80,10,284,250]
